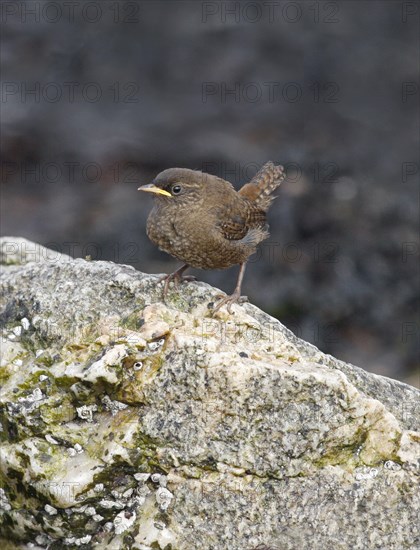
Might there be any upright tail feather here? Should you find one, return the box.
[239,161,285,210]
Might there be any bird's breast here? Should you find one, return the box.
[146,200,259,269]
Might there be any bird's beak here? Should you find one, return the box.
[138,184,172,197]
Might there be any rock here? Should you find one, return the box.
[0,238,418,550]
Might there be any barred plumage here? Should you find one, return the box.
[239,161,285,210]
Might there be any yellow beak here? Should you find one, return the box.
[138,184,172,197]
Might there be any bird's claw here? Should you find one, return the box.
[158,272,197,298]
[211,292,248,315]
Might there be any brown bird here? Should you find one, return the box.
[138,161,285,314]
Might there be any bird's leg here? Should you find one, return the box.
[212,263,248,315]
[158,263,197,298]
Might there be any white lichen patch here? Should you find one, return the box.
[384,460,402,471]
[21,317,30,330]
[64,535,92,546]
[134,473,151,483]
[17,387,45,402]
[101,395,128,415]
[84,345,128,384]
[134,498,178,548]
[147,339,165,351]
[76,404,98,422]
[61,345,129,385]
[151,473,167,486]
[0,488,12,512]
[99,499,125,510]
[35,452,106,507]
[354,466,379,481]
[115,330,147,348]
[12,326,22,337]
[155,487,174,511]
[113,510,137,534]
[44,504,58,515]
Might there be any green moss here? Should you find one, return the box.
[0,537,29,549]
[123,430,171,473]
[35,354,54,369]
[314,447,358,469]
[10,371,46,395]
[165,290,192,312]
[0,367,12,385]
[21,332,51,356]
[120,309,145,331]
[39,396,75,424]
[87,463,137,490]
[117,353,164,404]
[313,429,370,470]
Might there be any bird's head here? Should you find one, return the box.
[138,168,208,205]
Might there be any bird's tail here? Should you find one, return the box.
[239,161,285,210]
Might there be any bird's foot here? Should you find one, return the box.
[211,291,248,315]
[158,271,197,298]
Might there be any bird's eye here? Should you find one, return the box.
[171,184,182,195]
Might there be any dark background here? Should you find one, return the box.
[1,1,419,385]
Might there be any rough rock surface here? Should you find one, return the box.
[0,237,419,550]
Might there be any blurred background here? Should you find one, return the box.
[1,0,418,385]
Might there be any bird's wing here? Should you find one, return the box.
[211,200,267,241]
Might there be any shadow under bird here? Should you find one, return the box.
[138,161,285,314]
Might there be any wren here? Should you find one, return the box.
[138,161,285,314]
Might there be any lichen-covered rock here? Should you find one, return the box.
[0,237,419,550]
